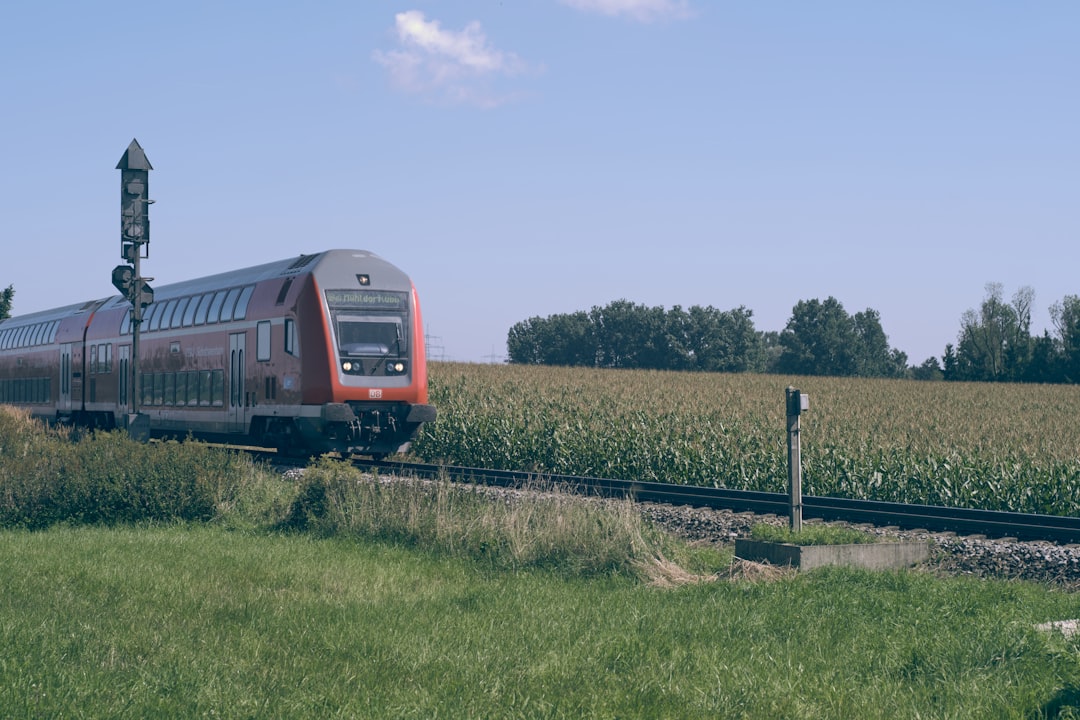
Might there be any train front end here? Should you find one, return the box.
[301,250,436,456]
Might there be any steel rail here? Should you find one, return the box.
[356,459,1080,544]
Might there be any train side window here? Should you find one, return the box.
[145,303,162,332]
[171,298,190,329]
[36,324,47,345]
[199,371,212,406]
[219,288,242,324]
[30,324,43,346]
[233,286,254,320]
[257,321,271,361]
[284,318,297,356]
[211,369,224,406]
[140,374,152,407]
[15,326,28,348]
[206,291,227,325]
[164,373,176,406]
[1,329,9,349]
[193,293,212,325]
[89,345,98,375]
[155,300,178,332]
[186,370,199,405]
[103,344,112,373]
[182,296,199,326]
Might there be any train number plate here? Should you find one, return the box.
[369,389,383,399]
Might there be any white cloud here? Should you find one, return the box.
[373,11,529,107]
[559,0,693,22]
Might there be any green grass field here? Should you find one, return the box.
[3,524,1080,719]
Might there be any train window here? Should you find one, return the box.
[284,318,297,356]
[120,310,131,336]
[335,315,406,357]
[171,298,190,329]
[140,374,153,407]
[15,326,29,348]
[275,278,292,306]
[36,324,48,345]
[144,303,162,332]
[212,369,224,406]
[184,370,199,405]
[156,300,178,332]
[89,345,98,374]
[199,371,213,406]
[163,373,176,406]
[0,329,9,349]
[193,293,211,325]
[234,286,254,320]
[257,321,271,361]
[206,291,227,325]
[102,344,112,373]
[30,324,42,346]
[182,296,199,326]
[219,288,242,324]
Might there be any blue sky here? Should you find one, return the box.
[2,1,1077,364]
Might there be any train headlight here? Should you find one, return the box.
[342,361,353,372]
[386,361,406,375]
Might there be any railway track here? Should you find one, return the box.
[348,458,1080,545]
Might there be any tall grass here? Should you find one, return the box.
[283,458,705,579]
[414,363,1080,516]
[0,406,699,582]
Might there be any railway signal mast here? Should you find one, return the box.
[112,139,155,424]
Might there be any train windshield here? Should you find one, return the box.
[325,289,410,359]
[335,315,406,357]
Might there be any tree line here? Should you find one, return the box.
[507,284,1080,384]
[5,280,1080,383]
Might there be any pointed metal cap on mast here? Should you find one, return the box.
[116,138,153,171]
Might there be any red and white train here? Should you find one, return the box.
[0,249,436,456]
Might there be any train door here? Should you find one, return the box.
[59,343,73,413]
[229,332,246,432]
[118,345,130,413]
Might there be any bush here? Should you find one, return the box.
[0,407,263,529]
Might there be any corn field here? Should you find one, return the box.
[412,362,1080,517]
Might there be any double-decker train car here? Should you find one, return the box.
[0,249,436,456]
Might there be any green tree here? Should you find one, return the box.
[1050,295,1080,383]
[775,298,904,378]
[589,300,668,369]
[775,297,858,376]
[911,356,944,381]
[507,311,595,366]
[954,283,1034,382]
[0,285,13,320]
